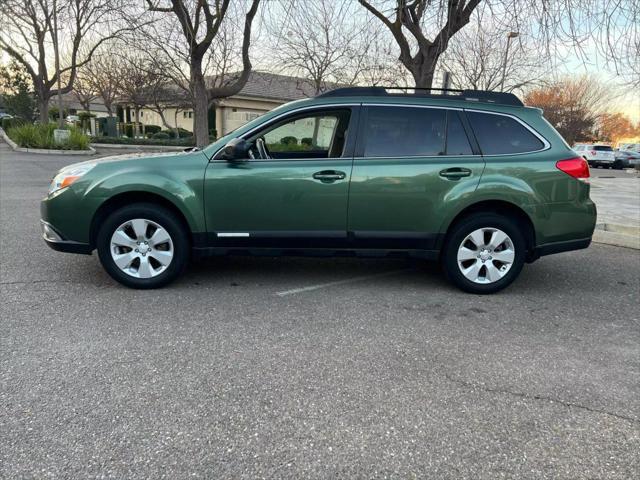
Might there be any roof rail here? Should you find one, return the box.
[317,86,524,107]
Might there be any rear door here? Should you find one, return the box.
[348,105,484,250]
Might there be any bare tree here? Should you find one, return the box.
[438,14,548,92]
[85,52,121,117]
[357,0,481,88]
[0,0,131,122]
[264,0,388,94]
[144,0,261,147]
[74,68,98,114]
[145,69,190,139]
[524,77,617,145]
[118,55,161,136]
[137,6,246,139]
[357,1,637,90]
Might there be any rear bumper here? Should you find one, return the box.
[529,237,591,261]
[41,220,92,255]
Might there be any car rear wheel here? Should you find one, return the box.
[96,203,189,289]
[613,160,623,170]
[442,214,526,294]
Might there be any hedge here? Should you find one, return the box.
[90,135,197,146]
[8,123,90,150]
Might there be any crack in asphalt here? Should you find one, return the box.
[443,372,639,424]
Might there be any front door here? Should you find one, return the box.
[204,107,357,248]
[348,105,484,250]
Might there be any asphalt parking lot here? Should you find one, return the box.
[1,144,639,479]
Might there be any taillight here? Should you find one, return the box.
[556,157,590,181]
[590,150,596,155]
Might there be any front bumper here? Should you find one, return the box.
[41,220,92,255]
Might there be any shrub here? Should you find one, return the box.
[89,135,196,147]
[162,127,192,138]
[280,136,297,145]
[152,132,170,140]
[7,123,90,150]
[48,106,69,121]
[123,122,144,138]
[301,137,313,147]
[68,127,90,150]
[1,116,25,131]
[144,124,162,135]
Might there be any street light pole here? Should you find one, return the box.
[500,31,519,92]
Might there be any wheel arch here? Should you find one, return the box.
[89,191,193,249]
[440,200,536,259]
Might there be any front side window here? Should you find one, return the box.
[250,109,351,159]
[467,111,544,155]
[594,145,613,151]
[362,106,446,157]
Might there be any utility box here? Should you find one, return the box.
[104,116,118,137]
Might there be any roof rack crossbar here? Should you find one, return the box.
[317,86,524,107]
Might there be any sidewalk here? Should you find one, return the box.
[590,177,640,249]
[590,177,640,227]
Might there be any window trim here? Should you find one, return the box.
[464,108,551,156]
[211,104,359,162]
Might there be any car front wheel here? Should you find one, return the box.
[442,214,526,294]
[96,203,189,289]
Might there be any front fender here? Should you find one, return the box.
[85,170,205,233]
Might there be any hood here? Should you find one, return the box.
[59,149,192,171]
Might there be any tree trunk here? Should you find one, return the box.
[134,107,140,137]
[191,60,209,147]
[38,92,50,123]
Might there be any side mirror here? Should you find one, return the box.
[220,138,250,161]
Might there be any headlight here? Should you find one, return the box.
[49,163,96,195]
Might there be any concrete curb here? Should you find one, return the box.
[91,142,189,152]
[593,223,640,250]
[0,127,96,155]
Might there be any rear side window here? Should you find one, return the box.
[467,111,544,155]
[362,106,445,157]
[594,145,613,151]
[446,111,473,155]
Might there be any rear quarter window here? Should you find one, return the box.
[467,111,545,155]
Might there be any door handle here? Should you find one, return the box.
[312,170,346,182]
[439,167,472,179]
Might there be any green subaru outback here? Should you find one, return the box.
[41,87,596,293]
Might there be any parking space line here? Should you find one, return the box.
[274,268,413,296]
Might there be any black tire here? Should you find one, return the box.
[441,213,526,294]
[96,203,190,289]
[613,160,623,170]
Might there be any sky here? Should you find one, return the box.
[1,1,638,122]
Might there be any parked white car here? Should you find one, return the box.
[573,144,617,168]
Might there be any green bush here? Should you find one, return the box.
[90,135,197,147]
[7,123,90,150]
[1,116,25,131]
[144,124,162,135]
[48,106,69,121]
[68,127,90,150]
[280,136,298,145]
[162,127,192,138]
[301,137,313,147]
[152,132,170,140]
[123,122,144,138]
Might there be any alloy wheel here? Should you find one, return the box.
[110,218,174,278]
[456,227,515,284]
